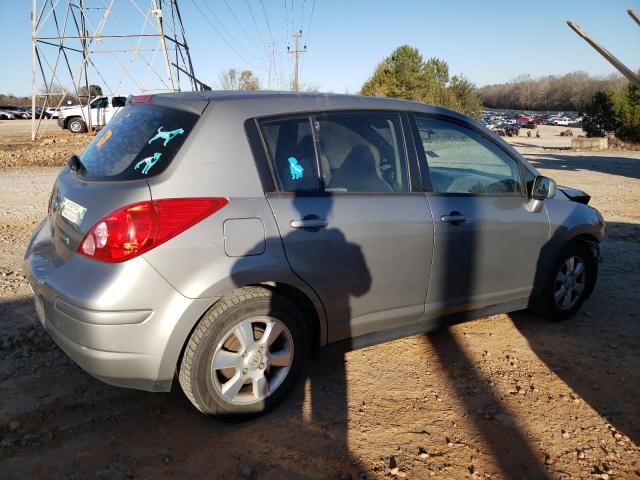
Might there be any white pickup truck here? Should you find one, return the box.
[57,95,127,133]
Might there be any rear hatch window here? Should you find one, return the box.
[78,103,198,180]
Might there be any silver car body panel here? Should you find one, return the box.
[24,91,605,392]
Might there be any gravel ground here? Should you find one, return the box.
[0,122,639,479]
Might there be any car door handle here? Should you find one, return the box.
[290,218,328,229]
[440,212,466,225]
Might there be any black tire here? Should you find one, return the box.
[67,117,87,133]
[529,241,596,321]
[178,287,308,419]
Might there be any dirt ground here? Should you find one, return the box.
[0,120,639,480]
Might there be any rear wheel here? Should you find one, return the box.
[179,287,308,419]
[67,118,86,133]
[530,242,595,321]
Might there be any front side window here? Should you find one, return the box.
[112,97,126,108]
[316,113,408,193]
[260,117,319,192]
[415,116,522,195]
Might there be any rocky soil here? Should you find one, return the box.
[0,121,639,479]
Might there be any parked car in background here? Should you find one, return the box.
[0,110,16,120]
[33,107,52,119]
[46,107,62,119]
[25,92,605,419]
[57,95,127,133]
[0,106,31,119]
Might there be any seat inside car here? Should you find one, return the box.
[329,144,392,192]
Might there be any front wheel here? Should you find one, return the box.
[179,287,308,419]
[530,242,596,321]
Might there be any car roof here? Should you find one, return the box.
[151,90,470,121]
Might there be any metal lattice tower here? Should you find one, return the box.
[31,0,207,139]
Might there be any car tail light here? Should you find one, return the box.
[78,198,228,262]
[131,94,154,104]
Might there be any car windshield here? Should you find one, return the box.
[78,103,198,180]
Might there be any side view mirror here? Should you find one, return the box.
[531,176,556,200]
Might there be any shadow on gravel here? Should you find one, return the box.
[525,153,640,180]
[0,296,364,479]
[427,329,551,479]
[511,221,640,446]
[423,194,551,480]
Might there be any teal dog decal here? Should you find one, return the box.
[148,127,184,146]
[135,152,162,175]
[288,156,304,180]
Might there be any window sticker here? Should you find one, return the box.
[288,156,304,180]
[96,129,112,148]
[134,152,162,175]
[148,126,185,147]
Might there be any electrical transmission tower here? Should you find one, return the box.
[31,0,207,140]
[287,30,306,92]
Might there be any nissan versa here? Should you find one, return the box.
[24,92,605,418]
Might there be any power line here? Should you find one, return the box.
[284,0,289,43]
[199,0,263,61]
[258,0,276,45]
[222,0,262,49]
[300,0,306,31]
[290,0,295,40]
[299,0,315,82]
[304,0,316,46]
[258,0,283,88]
[190,0,260,69]
[245,0,265,45]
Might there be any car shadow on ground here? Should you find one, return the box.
[0,295,364,479]
[525,153,640,180]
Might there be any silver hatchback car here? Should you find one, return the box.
[25,91,605,418]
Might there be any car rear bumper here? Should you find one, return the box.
[24,218,215,392]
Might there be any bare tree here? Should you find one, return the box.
[478,72,626,111]
[218,69,261,91]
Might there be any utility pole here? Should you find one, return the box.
[31,0,36,140]
[567,13,640,89]
[287,30,306,92]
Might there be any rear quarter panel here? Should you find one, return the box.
[143,101,328,344]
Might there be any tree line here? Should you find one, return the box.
[478,72,627,112]
[582,80,640,142]
[1,85,103,108]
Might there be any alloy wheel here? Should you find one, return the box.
[553,255,586,310]
[210,316,294,405]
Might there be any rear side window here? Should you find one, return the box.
[91,98,108,109]
[317,113,408,193]
[259,117,319,192]
[78,103,198,180]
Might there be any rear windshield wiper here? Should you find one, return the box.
[68,154,87,175]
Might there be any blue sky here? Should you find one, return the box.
[1,0,638,96]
